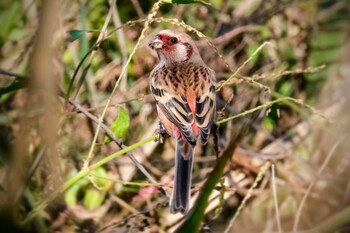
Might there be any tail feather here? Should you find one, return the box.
[170,138,194,214]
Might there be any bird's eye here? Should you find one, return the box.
[169,37,178,44]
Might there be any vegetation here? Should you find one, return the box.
[0,0,349,232]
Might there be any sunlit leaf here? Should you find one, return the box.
[84,189,105,209]
[262,117,274,132]
[91,167,111,190]
[104,107,130,143]
[64,176,89,207]
[64,184,79,207]
[68,29,87,42]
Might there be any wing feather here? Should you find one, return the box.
[195,69,216,145]
[151,64,216,145]
[151,69,196,143]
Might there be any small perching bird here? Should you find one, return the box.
[149,29,216,214]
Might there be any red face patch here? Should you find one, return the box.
[157,34,178,50]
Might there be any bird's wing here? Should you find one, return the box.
[194,67,216,144]
[150,68,196,143]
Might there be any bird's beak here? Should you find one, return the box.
[149,38,163,50]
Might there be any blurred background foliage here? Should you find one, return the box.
[0,0,350,232]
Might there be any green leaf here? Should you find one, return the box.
[279,81,294,96]
[64,184,79,207]
[83,189,105,209]
[64,175,89,207]
[262,117,275,132]
[246,42,262,65]
[162,0,211,5]
[0,2,21,46]
[256,25,271,39]
[91,167,109,189]
[68,29,87,42]
[104,107,130,143]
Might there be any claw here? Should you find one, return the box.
[155,122,169,143]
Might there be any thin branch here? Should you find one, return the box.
[110,194,139,214]
[197,25,258,46]
[90,174,170,188]
[217,94,329,126]
[68,99,167,196]
[69,99,124,147]
[0,68,26,79]
[130,0,145,18]
[216,41,272,91]
[265,65,326,82]
[217,97,291,125]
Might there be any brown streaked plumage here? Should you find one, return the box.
[149,30,216,214]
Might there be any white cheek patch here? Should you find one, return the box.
[174,44,188,61]
[163,44,189,62]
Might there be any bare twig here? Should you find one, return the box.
[68,99,167,196]
[198,25,258,46]
[130,0,145,18]
[110,194,140,214]
[0,68,26,79]
[217,97,291,125]
[216,41,272,91]
[265,65,326,82]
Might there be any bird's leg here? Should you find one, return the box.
[155,122,169,143]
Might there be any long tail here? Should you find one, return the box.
[170,138,194,214]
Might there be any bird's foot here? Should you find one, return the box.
[155,123,169,143]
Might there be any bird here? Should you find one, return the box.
[149,29,216,214]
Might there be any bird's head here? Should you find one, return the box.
[149,30,201,63]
